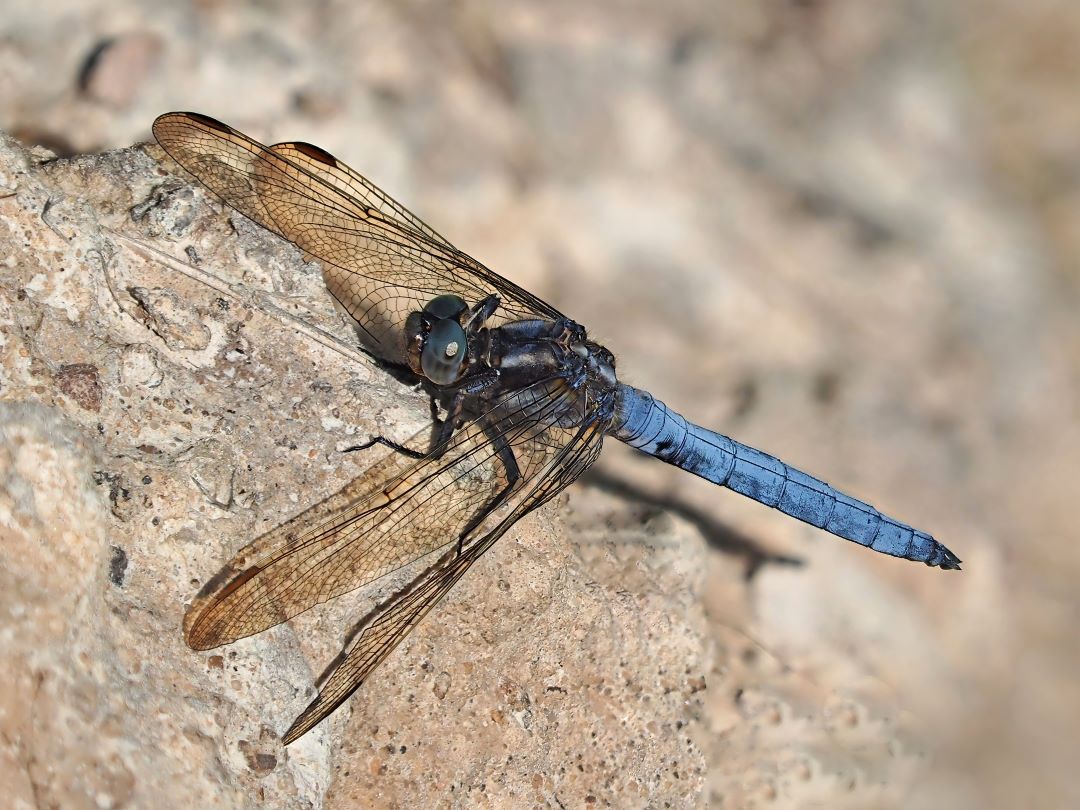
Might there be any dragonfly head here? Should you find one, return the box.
[406,294,471,385]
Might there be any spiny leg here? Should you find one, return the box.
[356,344,415,378]
[343,371,501,461]
[454,418,522,557]
[344,435,428,460]
[342,391,464,460]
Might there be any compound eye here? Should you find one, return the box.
[421,318,467,384]
[424,294,468,321]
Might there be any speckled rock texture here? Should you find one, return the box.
[0,132,711,807]
[2,2,1080,809]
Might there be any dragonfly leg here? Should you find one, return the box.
[356,344,426,388]
[462,294,500,331]
[343,435,428,459]
[425,374,499,450]
[343,390,466,460]
[455,419,521,557]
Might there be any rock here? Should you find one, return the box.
[3,3,1080,806]
[0,129,707,808]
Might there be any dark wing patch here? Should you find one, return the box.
[182,375,604,653]
[152,112,564,364]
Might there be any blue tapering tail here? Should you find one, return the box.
[609,384,960,569]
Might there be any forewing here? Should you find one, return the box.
[183,375,604,652]
[281,413,607,744]
[152,112,563,363]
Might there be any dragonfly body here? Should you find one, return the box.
[392,292,955,569]
[611,386,958,567]
[151,112,959,744]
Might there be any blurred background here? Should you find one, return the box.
[2,0,1078,807]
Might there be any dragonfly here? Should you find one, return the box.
[152,111,960,745]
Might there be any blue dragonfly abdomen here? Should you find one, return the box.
[610,385,960,569]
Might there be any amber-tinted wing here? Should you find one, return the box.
[281,412,606,744]
[183,373,605,654]
[152,112,563,364]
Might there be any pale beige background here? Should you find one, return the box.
[1,1,1078,808]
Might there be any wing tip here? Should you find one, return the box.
[281,721,308,746]
[182,607,224,651]
[281,696,334,745]
[153,110,233,136]
[282,141,339,168]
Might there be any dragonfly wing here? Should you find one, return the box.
[182,375,606,651]
[281,412,606,744]
[280,544,475,744]
[152,112,563,363]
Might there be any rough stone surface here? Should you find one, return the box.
[2,2,1080,808]
[0,132,708,808]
